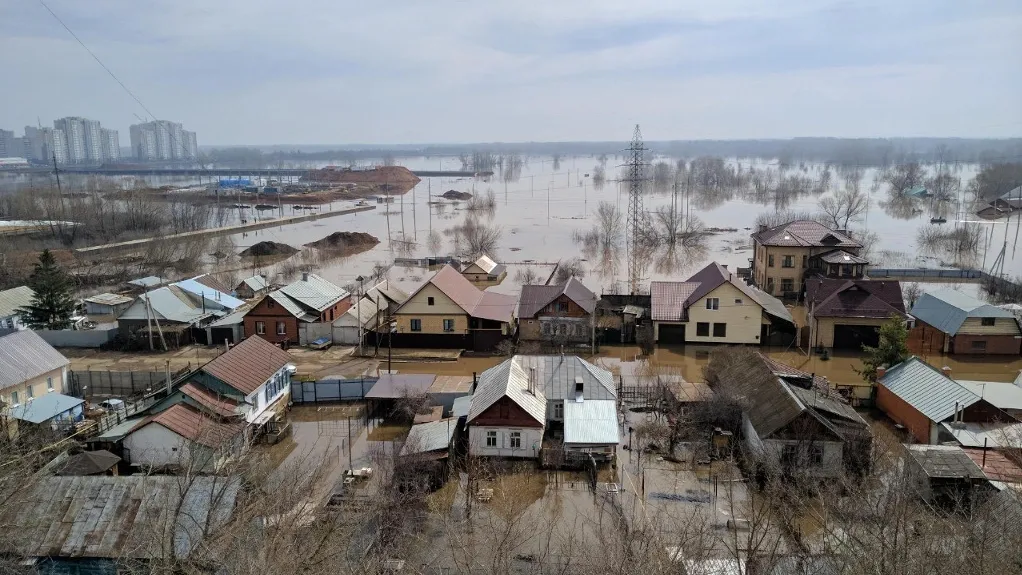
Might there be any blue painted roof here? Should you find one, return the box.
[173,279,245,310]
[910,289,1015,335]
[8,393,84,424]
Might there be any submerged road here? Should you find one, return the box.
[74,204,375,257]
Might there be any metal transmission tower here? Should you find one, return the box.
[623,124,649,294]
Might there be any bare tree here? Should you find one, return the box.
[883,162,926,195]
[818,185,868,230]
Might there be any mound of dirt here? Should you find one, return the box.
[302,166,421,187]
[306,232,380,257]
[442,190,473,200]
[239,241,299,258]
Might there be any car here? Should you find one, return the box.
[97,398,126,412]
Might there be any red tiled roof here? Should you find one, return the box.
[180,382,240,418]
[806,279,906,319]
[149,404,243,448]
[650,281,699,321]
[753,220,861,248]
[202,335,293,395]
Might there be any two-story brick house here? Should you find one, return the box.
[518,277,598,346]
[751,220,864,298]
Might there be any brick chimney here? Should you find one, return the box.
[876,366,886,380]
[941,366,952,378]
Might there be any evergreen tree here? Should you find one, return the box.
[17,249,77,330]
[857,315,910,383]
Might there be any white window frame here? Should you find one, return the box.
[443,319,455,332]
[485,431,498,447]
[706,298,719,310]
[256,321,266,335]
[509,431,522,449]
[276,321,287,335]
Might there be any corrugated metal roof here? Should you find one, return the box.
[942,421,1022,448]
[452,395,473,418]
[174,278,245,310]
[471,254,501,274]
[956,380,1022,411]
[514,355,617,401]
[519,277,598,318]
[467,359,547,425]
[475,291,516,323]
[92,416,148,441]
[146,403,244,448]
[753,220,862,248]
[238,275,268,292]
[339,293,383,327]
[400,418,458,456]
[201,335,293,395]
[8,475,240,559]
[879,356,980,422]
[83,292,133,306]
[0,330,70,392]
[8,393,84,424]
[563,400,619,445]
[0,285,34,317]
[127,276,165,288]
[279,273,349,312]
[265,291,317,322]
[910,289,1017,335]
[117,287,212,324]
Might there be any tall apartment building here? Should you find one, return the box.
[129,124,158,160]
[100,128,120,161]
[82,119,103,163]
[24,126,69,164]
[182,130,198,159]
[130,120,194,161]
[53,117,88,163]
[0,129,18,158]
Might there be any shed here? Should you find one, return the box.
[8,393,85,427]
[400,418,458,458]
[55,450,121,476]
[84,292,134,316]
[563,399,619,449]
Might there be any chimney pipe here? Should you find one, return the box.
[302,271,309,282]
[941,366,952,378]
[983,438,988,467]
[875,366,886,380]
[165,360,172,394]
[472,371,477,393]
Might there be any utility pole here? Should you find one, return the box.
[622,125,649,294]
[356,275,365,356]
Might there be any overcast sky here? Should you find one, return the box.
[2,0,1020,145]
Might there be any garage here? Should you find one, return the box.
[657,323,686,344]
[833,324,880,350]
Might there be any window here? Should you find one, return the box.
[972,340,987,352]
[782,255,794,268]
[427,296,435,306]
[696,322,710,337]
[781,445,798,467]
[276,321,287,335]
[541,323,551,335]
[27,385,33,399]
[554,402,563,419]
[841,264,852,277]
[781,278,794,293]
[509,431,522,449]
[47,377,54,391]
[410,319,422,332]
[256,321,266,335]
[802,255,808,268]
[443,319,455,332]
[486,431,498,447]
[981,317,996,327]
[557,301,569,313]
[734,298,743,305]
[10,391,18,406]
[768,254,775,267]
[713,323,727,337]
[705,298,719,310]
[809,445,825,466]
[267,299,275,308]
[328,310,333,321]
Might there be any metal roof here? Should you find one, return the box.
[144,403,244,448]
[127,276,165,288]
[906,444,986,479]
[467,358,547,425]
[469,254,502,275]
[400,264,516,323]
[879,357,980,422]
[942,421,1022,448]
[519,277,598,318]
[0,285,34,318]
[806,278,906,319]
[476,291,517,323]
[514,355,617,401]
[83,292,133,306]
[7,475,240,559]
[201,335,293,395]
[179,382,241,417]
[365,374,436,399]
[92,416,148,441]
[174,278,245,310]
[651,264,793,325]
[0,330,70,392]
[818,249,870,265]
[279,273,349,312]
[339,293,383,327]
[452,395,473,418]
[55,450,121,476]
[910,289,1017,335]
[117,287,212,324]
[563,400,619,445]
[370,281,409,306]
[956,380,1022,411]
[208,305,250,327]
[8,393,84,424]
[238,275,268,292]
[400,418,458,456]
[266,290,318,322]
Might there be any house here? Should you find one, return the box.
[977,185,1022,220]
[121,403,245,470]
[332,280,409,345]
[192,335,295,427]
[0,285,34,330]
[83,292,134,316]
[954,380,1022,420]
[651,262,795,346]
[906,444,994,509]
[55,450,122,476]
[205,303,254,346]
[805,278,907,350]
[518,277,598,346]
[398,418,460,491]
[118,280,243,346]
[243,272,350,345]
[461,254,507,287]
[876,357,1018,444]
[392,265,517,351]
[751,220,864,297]
[909,289,1022,355]
[1,475,240,570]
[235,274,270,299]
[466,355,619,463]
[0,330,70,436]
[707,348,871,479]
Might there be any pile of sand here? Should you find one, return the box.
[306,232,380,257]
[239,241,299,258]
[441,190,473,200]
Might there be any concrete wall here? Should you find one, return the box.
[35,327,117,348]
[469,425,542,458]
[685,282,764,344]
[299,321,331,346]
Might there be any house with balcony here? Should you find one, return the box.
[751,220,864,298]
[518,277,598,347]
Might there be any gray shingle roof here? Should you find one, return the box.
[879,356,980,422]
[468,358,547,425]
[279,273,349,312]
[753,220,862,248]
[400,418,458,456]
[906,444,986,479]
[518,277,597,318]
[563,400,619,445]
[0,286,35,318]
[910,289,1017,335]
[0,330,70,392]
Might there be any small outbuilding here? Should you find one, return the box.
[83,293,135,316]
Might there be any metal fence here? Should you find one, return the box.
[68,365,193,399]
[290,377,379,404]
[867,267,986,280]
